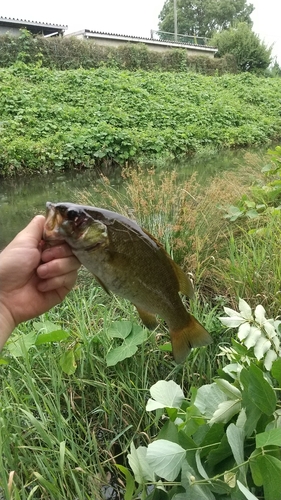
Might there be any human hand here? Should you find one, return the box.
[0,215,81,349]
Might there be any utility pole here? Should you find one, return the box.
[174,0,178,42]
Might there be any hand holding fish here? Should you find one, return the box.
[0,215,80,349]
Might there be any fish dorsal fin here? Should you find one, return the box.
[170,260,194,298]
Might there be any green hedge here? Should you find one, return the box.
[1,65,281,176]
[0,30,238,75]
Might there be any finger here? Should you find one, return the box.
[19,215,45,242]
[37,269,78,293]
[37,256,81,279]
[41,243,75,262]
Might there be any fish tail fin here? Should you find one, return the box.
[171,315,212,364]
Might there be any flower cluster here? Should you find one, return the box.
[220,298,281,370]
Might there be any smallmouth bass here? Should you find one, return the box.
[43,201,212,363]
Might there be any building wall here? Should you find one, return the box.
[0,26,20,36]
[84,36,216,58]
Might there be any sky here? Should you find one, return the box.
[1,0,280,64]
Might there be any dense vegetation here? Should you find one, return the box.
[0,30,234,73]
[1,64,281,176]
[1,147,281,498]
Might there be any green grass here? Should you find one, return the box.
[2,150,281,498]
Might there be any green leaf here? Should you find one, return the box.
[107,321,132,339]
[0,358,9,365]
[194,383,227,419]
[271,358,281,385]
[256,455,281,500]
[146,439,186,481]
[106,343,137,366]
[240,364,276,416]
[249,449,263,487]
[146,380,185,411]
[127,442,155,484]
[256,428,281,448]
[237,480,259,500]
[6,330,37,357]
[59,349,77,375]
[115,464,135,500]
[226,424,246,483]
[35,330,70,345]
[106,326,147,366]
[33,320,61,333]
[157,420,179,444]
[180,461,216,500]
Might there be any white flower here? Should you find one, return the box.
[238,298,253,321]
[254,304,266,326]
[264,349,278,371]
[244,327,261,349]
[238,322,251,341]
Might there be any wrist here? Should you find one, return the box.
[0,300,17,350]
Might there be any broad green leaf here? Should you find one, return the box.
[146,439,186,481]
[237,480,259,500]
[130,324,147,345]
[106,343,138,366]
[6,330,37,357]
[157,420,179,444]
[146,380,184,411]
[106,326,147,366]
[249,449,263,487]
[240,365,276,416]
[35,329,70,345]
[59,349,77,375]
[245,209,259,219]
[215,379,242,399]
[127,442,155,484]
[195,449,209,479]
[271,358,281,384]
[33,321,60,333]
[107,321,132,339]
[256,455,281,500]
[226,424,245,466]
[256,428,281,448]
[226,424,246,483]
[210,399,241,424]
[194,383,227,419]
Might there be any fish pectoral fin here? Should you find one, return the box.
[171,315,212,364]
[171,261,194,299]
[93,274,111,295]
[134,306,158,330]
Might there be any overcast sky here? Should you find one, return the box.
[1,0,280,64]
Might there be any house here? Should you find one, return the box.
[65,29,217,58]
[0,16,67,37]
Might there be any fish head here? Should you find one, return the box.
[43,202,108,250]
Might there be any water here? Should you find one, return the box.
[0,147,264,249]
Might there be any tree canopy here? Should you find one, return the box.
[158,0,254,38]
[211,22,272,72]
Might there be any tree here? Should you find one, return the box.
[158,0,254,39]
[211,22,272,73]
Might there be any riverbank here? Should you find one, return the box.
[1,66,281,176]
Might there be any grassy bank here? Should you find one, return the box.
[1,149,281,498]
[1,66,281,175]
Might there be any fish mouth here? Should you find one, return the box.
[43,202,65,242]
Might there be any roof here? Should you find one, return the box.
[67,29,217,52]
[0,16,67,30]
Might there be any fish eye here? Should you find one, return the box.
[67,209,79,221]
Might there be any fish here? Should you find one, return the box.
[43,201,212,363]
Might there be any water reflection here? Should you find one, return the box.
[0,147,266,249]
